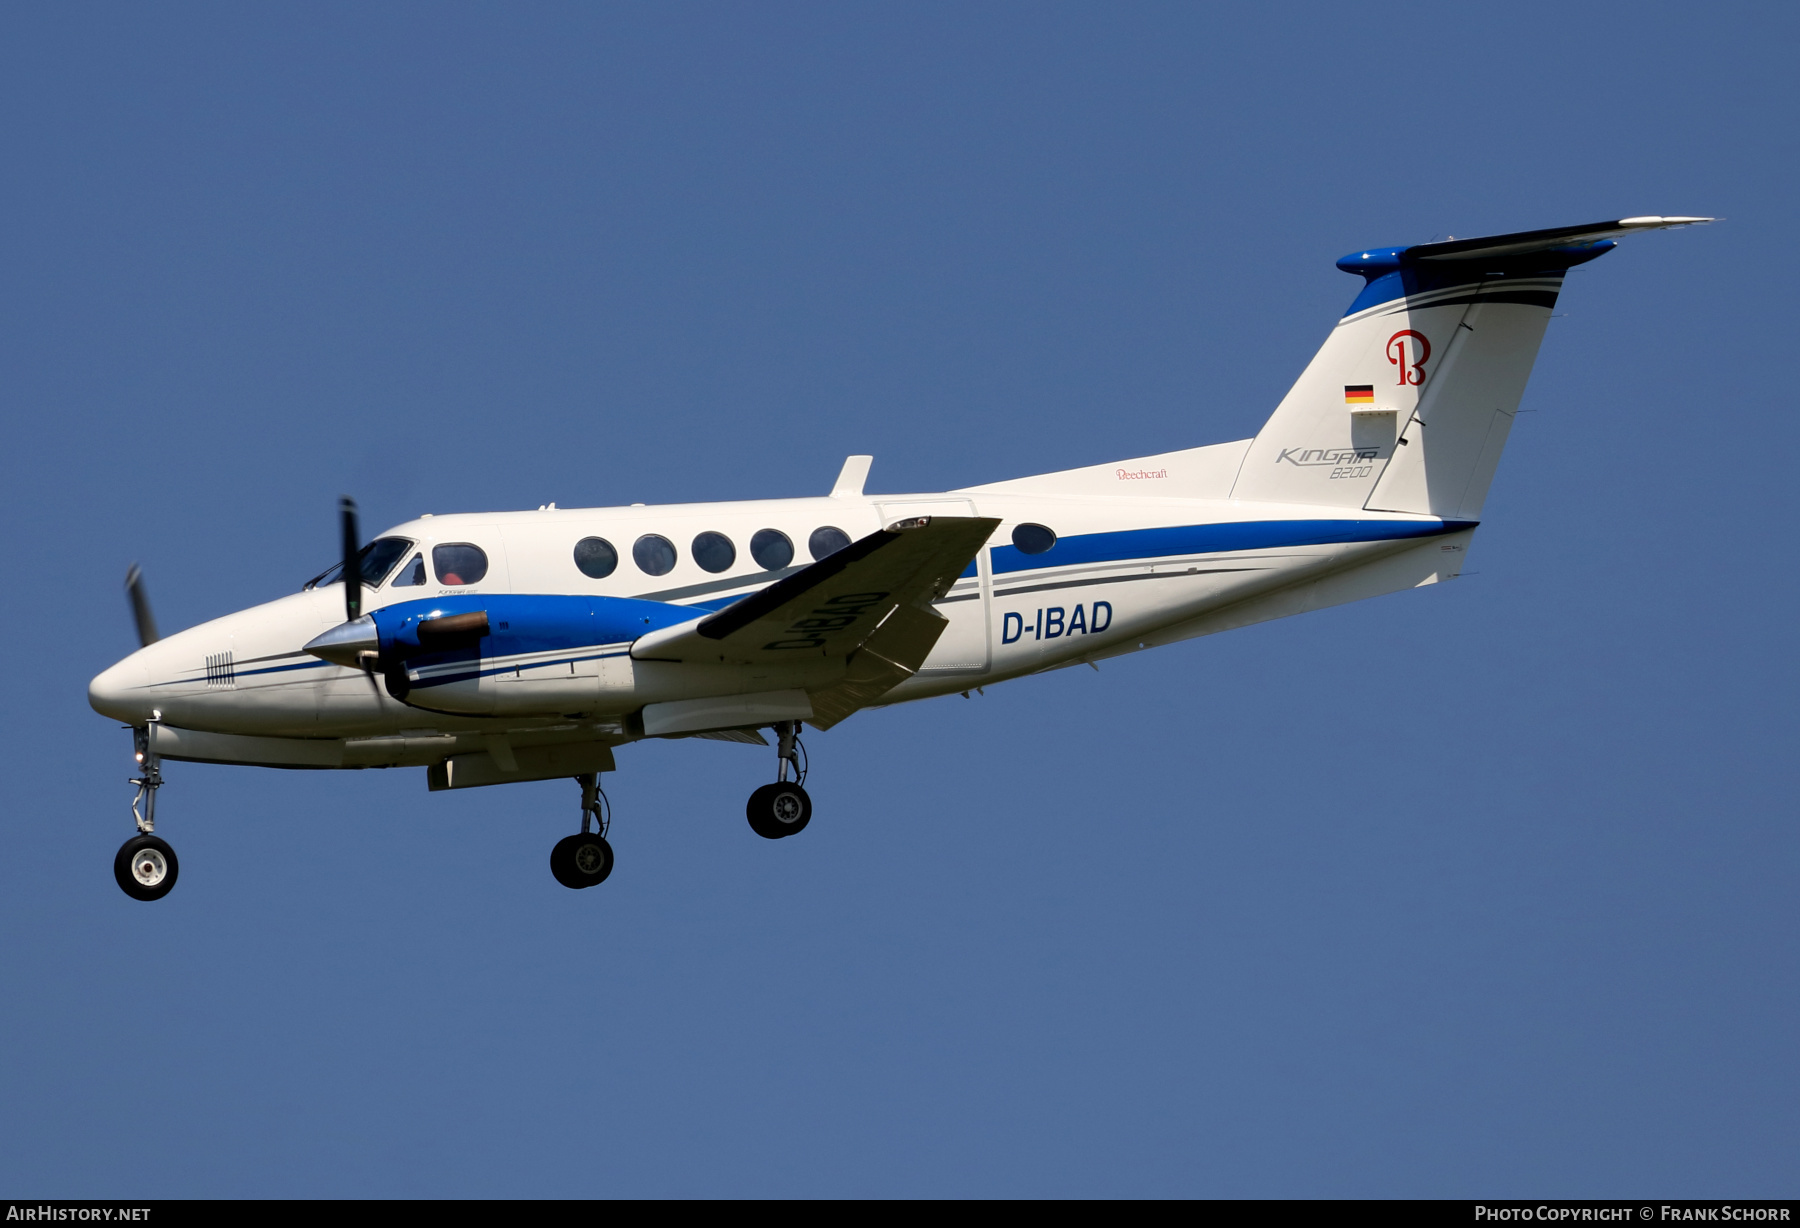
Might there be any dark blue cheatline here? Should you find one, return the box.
[969,518,1476,579]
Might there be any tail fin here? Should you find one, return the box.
[1229,217,1710,518]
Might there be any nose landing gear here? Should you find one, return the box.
[115,720,179,901]
[747,721,812,840]
[550,772,614,889]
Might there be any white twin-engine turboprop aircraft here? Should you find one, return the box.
[90,216,1709,899]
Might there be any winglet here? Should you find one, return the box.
[831,455,873,498]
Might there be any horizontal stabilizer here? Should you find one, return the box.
[1402,216,1712,264]
[631,515,999,666]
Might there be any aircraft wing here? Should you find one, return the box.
[630,515,1000,670]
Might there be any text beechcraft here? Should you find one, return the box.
[90,216,1710,899]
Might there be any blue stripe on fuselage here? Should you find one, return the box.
[374,592,700,660]
[969,517,1476,579]
[377,593,702,690]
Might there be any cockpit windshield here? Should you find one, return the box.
[304,537,415,591]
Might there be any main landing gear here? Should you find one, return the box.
[747,721,812,840]
[550,772,614,890]
[116,721,179,901]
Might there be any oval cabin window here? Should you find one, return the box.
[574,537,618,579]
[1011,523,1057,555]
[692,531,736,574]
[751,528,793,570]
[808,526,850,560]
[633,534,677,577]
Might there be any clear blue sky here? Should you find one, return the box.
[2,2,1793,1198]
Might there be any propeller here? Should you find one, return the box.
[340,496,362,622]
[329,496,388,701]
[124,564,159,647]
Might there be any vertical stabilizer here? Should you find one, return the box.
[1230,217,1710,517]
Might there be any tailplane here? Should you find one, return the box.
[1229,216,1710,517]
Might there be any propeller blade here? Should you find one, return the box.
[124,564,160,647]
[361,652,386,700]
[340,496,361,621]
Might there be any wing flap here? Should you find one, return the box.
[805,601,949,730]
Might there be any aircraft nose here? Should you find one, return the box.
[88,653,154,723]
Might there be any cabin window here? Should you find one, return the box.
[751,528,793,570]
[391,553,427,587]
[432,543,490,586]
[573,537,618,579]
[692,531,736,574]
[1012,523,1057,555]
[808,526,850,560]
[633,534,677,576]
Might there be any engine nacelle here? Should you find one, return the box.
[306,593,701,717]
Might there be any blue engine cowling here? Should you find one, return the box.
[369,593,700,715]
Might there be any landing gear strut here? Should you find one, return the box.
[116,720,179,901]
[747,721,812,839]
[550,772,614,889]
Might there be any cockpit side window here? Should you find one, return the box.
[432,543,490,586]
[391,553,427,587]
[359,538,414,586]
[304,537,414,590]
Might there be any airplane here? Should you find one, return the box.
[88,215,1711,900]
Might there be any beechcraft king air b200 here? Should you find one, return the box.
[88,216,1710,900]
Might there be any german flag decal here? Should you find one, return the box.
[1344,385,1375,404]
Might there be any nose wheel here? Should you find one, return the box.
[551,772,614,889]
[748,721,812,839]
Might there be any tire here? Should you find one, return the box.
[550,833,613,889]
[114,834,179,902]
[746,782,812,840]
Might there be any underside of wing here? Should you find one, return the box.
[630,516,999,669]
